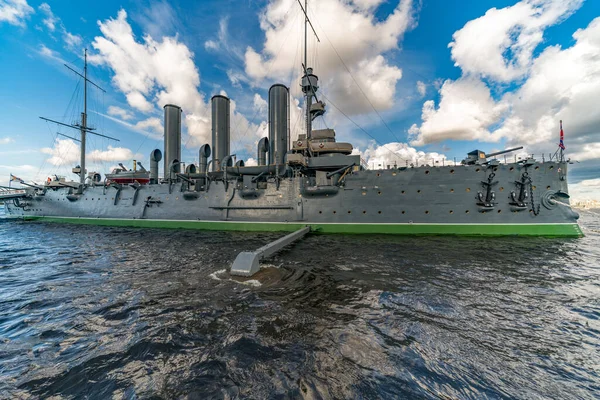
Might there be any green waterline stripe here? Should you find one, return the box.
[21,216,584,237]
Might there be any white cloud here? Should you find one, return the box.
[63,31,82,49]
[40,138,80,166]
[91,9,263,151]
[134,117,163,136]
[37,3,83,50]
[449,0,583,82]
[107,105,134,121]
[204,40,218,51]
[0,137,14,144]
[569,178,600,202]
[0,0,33,27]
[244,0,417,117]
[245,157,258,166]
[38,3,57,31]
[410,1,600,163]
[90,9,210,145]
[40,138,142,166]
[253,93,267,113]
[416,80,426,97]
[87,146,143,163]
[493,17,600,156]
[38,44,67,64]
[409,77,507,146]
[353,141,446,169]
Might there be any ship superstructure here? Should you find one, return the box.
[1,2,582,237]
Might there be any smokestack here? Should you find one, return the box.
[268,84,290,165]
[150,149,162,184]
[211,95,230,171]
[257,137,269,166]
[163,104,182,180]
[199,144,211,174]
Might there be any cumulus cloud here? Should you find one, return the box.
[244,0,417,118]
[90,10,210,145]
[449,0,583,82]
[40,138,142,166]
[134,117,163,136]
[409,77,508,145]
[494,17,600,155]
[410,0,600,163]
[0,0,33,26]
[40,138,80,166]
[253,93,267,113]
[353,142,446,169]
[107,105,134,121]
[0,137,14,144]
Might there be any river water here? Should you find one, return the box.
[1,207,599,399]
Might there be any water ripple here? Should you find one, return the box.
[0,208,599,398]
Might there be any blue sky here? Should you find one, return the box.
[1,0,599,200]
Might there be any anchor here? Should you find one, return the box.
[477,172,497,211]
[510,172,530,210]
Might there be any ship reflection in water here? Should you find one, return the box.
[1,208,599,399]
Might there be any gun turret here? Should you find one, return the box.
[462,146,524,165]
[485,146,524,159]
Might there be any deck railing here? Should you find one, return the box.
[364,153,566,170]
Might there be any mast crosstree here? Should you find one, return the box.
[298,0,321,144]
[39,49,119,187]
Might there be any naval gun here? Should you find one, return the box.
[462,146,524,165]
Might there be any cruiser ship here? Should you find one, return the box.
[1,4,582,237]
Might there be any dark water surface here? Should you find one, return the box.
[1,208,599,399]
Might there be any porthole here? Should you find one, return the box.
[333,211,337,214]
[176,197,179,200]
[450,169,455,174]
[535,166,539,170]
[499,187,504,191]
[319,211,322,214]
[347,211,351,214]
[466,188,471,192]
[510,167,514,171]
[377,191,382,195]
[378,211,382,214]
[475,168,480,172]
[401,211,405,214]
[449,210,454,214]
[465,210,470,214]
[425,170,430,175]
[166,197,169,200]
[532,186,536,190]
[549,165,554,170]
[111,197,114,200]
[362,192,367,196]
[376,173,380,177]
[425,210,429,214]
[498,209,502,213]
[401,190,405,194]
[546,185,551,189]
[392,172,397,176]
[85,198,88,200]
[417,190,421,194]
[450,189,454,193]
[362,211,366,214]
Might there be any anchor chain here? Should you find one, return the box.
[526,172,541,216]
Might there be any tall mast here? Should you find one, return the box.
[39,49,119,188]
[304,0,310,140]
[299,0,320,143]
[80,49,87,186]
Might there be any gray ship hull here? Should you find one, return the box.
[4,160,582,236]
